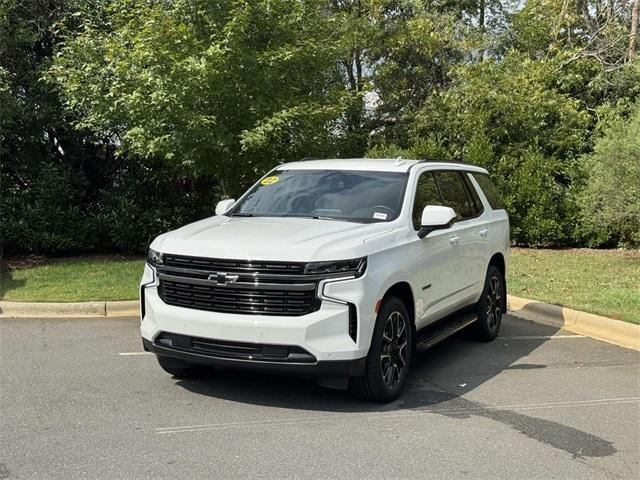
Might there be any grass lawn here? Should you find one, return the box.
[0,256,144,303]
[509,248,640,324]
[1,249,639,323]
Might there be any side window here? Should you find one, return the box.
[434,171,474,221]
[412,171,443,229]
[462,173,484,216]
[473,173,506,210]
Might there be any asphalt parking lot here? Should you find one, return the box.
[1,315,638,479]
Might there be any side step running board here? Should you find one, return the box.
[416,313,478,350]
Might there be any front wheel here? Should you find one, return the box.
[474,265,504,341]
[350,296,413,403]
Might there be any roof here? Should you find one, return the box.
[278,158,487,174]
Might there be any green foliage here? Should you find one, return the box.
[3,162,85,252]
[399,54,590,245]
[2,154,220,253]
[49,0,345,196]
[2,0,640,254]
[1,0,215,254]
[366,0,640,246]
[578,104,640,247]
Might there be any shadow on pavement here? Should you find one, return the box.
[175,319,616,458]
[0,267,26,301]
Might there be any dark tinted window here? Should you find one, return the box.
[412,172,443,229]
[473,173,505,210]
[434,171,474,220]
[462,173,484,215]
[230,169,408,223]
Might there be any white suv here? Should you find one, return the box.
[140,159,509,402]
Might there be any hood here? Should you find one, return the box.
[152,215,393,262]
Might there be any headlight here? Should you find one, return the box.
[304,257,367,278]
[147,247,164,266]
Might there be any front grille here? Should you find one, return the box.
[156,332,316,363]
[158,279,320,316]
[156,254,321,316]
[163,254,306,275]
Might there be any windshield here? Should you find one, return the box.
[229,169,408,223]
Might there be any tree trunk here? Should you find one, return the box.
[630,0,639,59]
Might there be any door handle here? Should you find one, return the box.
[449,235,460,245]
[479,228,489,237]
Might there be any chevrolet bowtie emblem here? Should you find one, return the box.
[208,272,239,286]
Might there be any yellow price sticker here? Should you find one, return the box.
[261,176,280,185]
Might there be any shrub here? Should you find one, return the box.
[1,157,220,255]
[578,106,640,247]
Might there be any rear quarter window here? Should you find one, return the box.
[473,173,506,210]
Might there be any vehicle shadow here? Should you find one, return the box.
[175,317,617,458]
[0,265,26,301]
[176,318,556,414]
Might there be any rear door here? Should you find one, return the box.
[462,172,491,280]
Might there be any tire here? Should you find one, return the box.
[350,296,413,403]
[156,355,201,378]
[474,265,504,341]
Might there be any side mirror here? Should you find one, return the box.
[215,198,236,216]
[418,205,456,239]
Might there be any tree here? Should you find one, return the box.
[367,0,640,245]
[3,0,640,254]
[0,0,113,252]
[50,0,347,196]
[393,53,590,245]
[630,0,639,59]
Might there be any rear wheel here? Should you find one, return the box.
[474,265,504,341]
[156,355,201,378]
[350,296,413,403]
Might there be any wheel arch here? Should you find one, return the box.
[488,252,507,310]
[382,281,416,331]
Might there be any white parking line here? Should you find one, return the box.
[154,396,640,435]
[500,335,584,340]
[118,352,153,356]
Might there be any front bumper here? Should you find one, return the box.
[142,337,366,377]
[140,263,378,365]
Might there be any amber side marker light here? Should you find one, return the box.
[375,300,382,313]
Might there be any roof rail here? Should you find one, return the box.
[415,158,466,163]
[279,157,323,164]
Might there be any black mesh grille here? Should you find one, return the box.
[158,279,320,316]
[156,332,316,363]
[157,254,320,316]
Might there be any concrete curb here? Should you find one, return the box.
[507,295,639,351]
[0,300,139,318]
[1,296,637,351]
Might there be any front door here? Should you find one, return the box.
[407,170,464,329]
[432,170,485,308]
[409,169,487,329]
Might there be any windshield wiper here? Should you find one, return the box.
[230,213,350,222]
[289,214,352,222]
[277,214,339,221]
